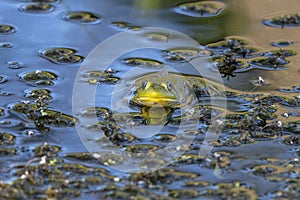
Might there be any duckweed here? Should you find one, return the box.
[175,1,226,18]
[111,21,141,31]
[263,13,300,28]
[0,132,16,145]
[19,70,57,82]
[123,57,164,68]
[19,3,54,13]
[0,75,7,84]
[39,47,84,64]
[0,24,16,35]
[0,42,13,48]
[62,11,102,24]
[33,143,61,157]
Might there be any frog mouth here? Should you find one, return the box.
[134,96,181,107]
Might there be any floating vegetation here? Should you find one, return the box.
[280,96,300,107]
[94,152,125,166]
[0,42,13,48]
[111,21,141,31]
[168,189,199,199]
[39,47,84,64]
[11,98,77,131]
[19,0,61,3]
[145,32,169,42]
[204,182,257,200]
[7,61,24,69]
[0,132,16,145]
[212,52,246,80]
[79,107,111,118]
[249,57,288,69]
[1,1,300,199]
[279,85,300,93]
[153,133,176,142]
[263,49,297,57]
[0,158,113,199]
[164,47,213,62]
[19,70,57,81]
[34,142,61,157]
[207,37,259,58]
[123,57,164,68]
[0,24,16,35]
[251,164,285,176]
[0,74,7,84]
[125,144,160,153]
[282,135,300,145]
[24,88,52,100]
[83,70,120,84]
[66,152,95,161]
[0,107,5,117]
[263,13,300,28]
[19,3,54,13]
[175,1,226,17]
[62,11,101,24]
[270,41,295,47]
[19,70,57,86]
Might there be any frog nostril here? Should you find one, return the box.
[166,81,173,90]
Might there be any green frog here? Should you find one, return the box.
[113,72,223,126]
[129,77,197,125]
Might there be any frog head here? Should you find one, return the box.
[131,81,183,107]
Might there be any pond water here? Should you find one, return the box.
[0,0,299,199]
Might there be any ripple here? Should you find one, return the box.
[263,13,300,28]
[19,3,54,14]
[175,1,226,18]
[39,47,84,64]
[63,11,101,24]
[0,24,16,35]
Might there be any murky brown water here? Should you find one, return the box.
[0,0,299,199]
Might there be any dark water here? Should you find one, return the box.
[0,0,299,199]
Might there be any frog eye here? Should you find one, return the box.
[141,81,148,89]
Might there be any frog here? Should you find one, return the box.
[130,81,187,125]
[112,71,224,126]
[128,75,198,125]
